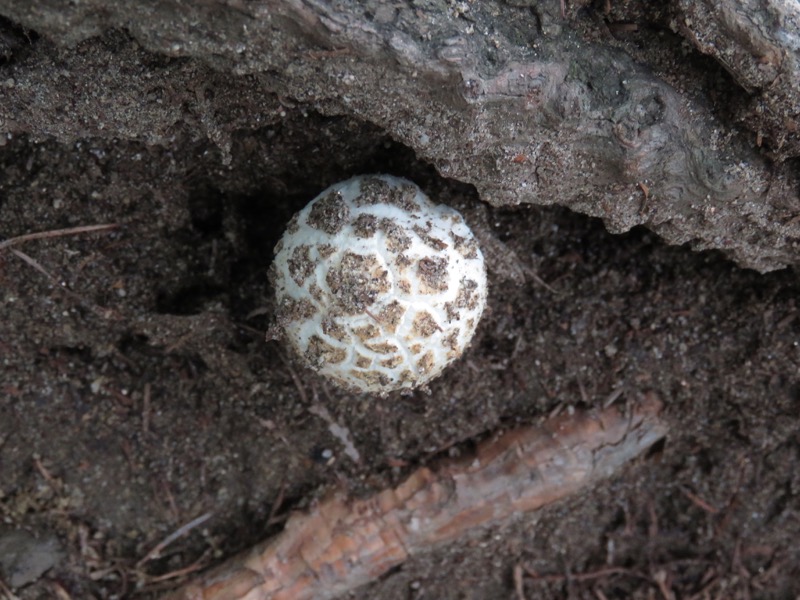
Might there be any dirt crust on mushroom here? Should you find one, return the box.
[270,175,487,394]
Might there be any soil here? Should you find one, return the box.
[1,108,798,599]
[0,13,799,600]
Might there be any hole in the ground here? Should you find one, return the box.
[0,16,39,65]
[155,280,228,315]
[187,184,225,235]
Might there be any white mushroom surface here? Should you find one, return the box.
[270,174,487,395]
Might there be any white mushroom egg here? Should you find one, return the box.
[269,174,487,395]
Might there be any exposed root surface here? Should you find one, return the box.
[164,395,666,600]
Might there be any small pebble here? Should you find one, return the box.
[0,529,62,588]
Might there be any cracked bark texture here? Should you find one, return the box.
[0,0,798,272]
[673,0,800,160]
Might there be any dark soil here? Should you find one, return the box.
[1,47,799,600]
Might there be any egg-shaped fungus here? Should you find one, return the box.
[269,175,487,395]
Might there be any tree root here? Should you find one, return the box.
[164,394,667,600]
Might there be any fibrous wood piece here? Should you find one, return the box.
[164,395,667,600]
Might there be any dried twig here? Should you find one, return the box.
[0,223,118,251]
[144,550,214,585]
[143,383,152,437]
[514,563,527,600]
[308,402,361,464]
[522,565,651,584]
[680,486,719,514]
[32,453,63,492]
[266,483,288,527]
[7,245,118,320]
[137,513,213,568]
[275,349,309,405]
[164,394,667,600]
[8,248,56,281]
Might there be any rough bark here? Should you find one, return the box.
[674,0,800,160]
[0,0,798,273]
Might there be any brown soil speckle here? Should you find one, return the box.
[413,224,449,251]
[451,232,479,259]
[380,218,413,254]
[306,334,347,366]
[377,300,405,333]
[352,214,378,238]
[355,177,420,212]
[417,256,450,294]
[351,323,380,342]
[307,190,349,235]
[326,252,389,313]
[321,318,348,343]
[287,244,315,286]
[412,311,441,338]
[416,350,435,375]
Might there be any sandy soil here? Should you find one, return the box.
[1,105,798,599]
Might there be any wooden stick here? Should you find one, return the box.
[163,394,667,600]
[0,224,118,251]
